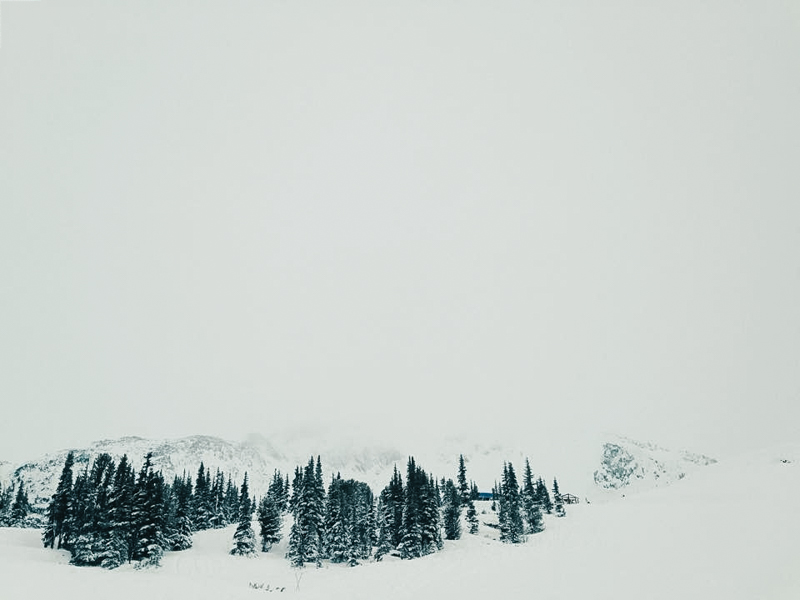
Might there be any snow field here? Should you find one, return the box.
[1,443,798,600]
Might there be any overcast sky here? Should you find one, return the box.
[1,1,799,463]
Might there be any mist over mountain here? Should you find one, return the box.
[2,429,715,509]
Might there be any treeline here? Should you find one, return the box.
[40,451,264,568]
[39,450,566,569]
[489,458,565,543]
[0,479,32,527]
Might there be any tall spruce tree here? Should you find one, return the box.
[536,477,553,514]
[553,478,566,517]
[192,463,213,531]
[398,458,423,559]
[94,455,123,568]
[375,494,392,560]
[422,474,442,553]
[498,462,524,544]
[521,458,544,534]
[398,458,442,559]
[267,469,287,512]
[286,457,326,567]
[210,469,226,528]
[0,483,12,526]
[375,467,404,560]
[69,453,117,566]
[442,479,462,540]
[456,455,478,534]
[231,474,257,556]
[10,481,30,525]
[43,451,75,549]
[457,455,469,504]
[466,498,479,534]
[108,454,135,563]
[324,476,375,566]
[323,475,350,564]
[167,473,193,551]
[257,494,283,552]
[289,466,303,515]
[130,453,165,567]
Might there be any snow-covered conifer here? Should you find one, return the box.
[257,494,283,552]
[231,473,257,556]
[43,451,75,549]
[442,478,462,540]
[521,458,544,534]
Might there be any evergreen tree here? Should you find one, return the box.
[166,473,193,551]
[256,494,283,552]
[224,475,239,525]
[398,458,423,559]
[62,466,90,553]
[398,458,442,559]
[466,497,479,534]
[286,457,326,567]
[93,455,123,568]
[323,475,350,564]
[553,478,566,517]
[387,466,405,548]
[289,466,303,514]
[287,516,308,568]
[267,469,287,512]
[442,479,462,540]
[498,462,524,544]
[231,473,257,556]
[457,455,469,505]
[521,458,544,534]
[191,463,213,530]
[421,474,442,553]
[68,453,117,566]
[107,455,135,564]
[130,453,165,567]
[10,481,30,524]
[375,468,404,560]
[0,482,12,526]
[374,494,393,560]
[324,476,375,566]
[456,455,478,534]
[43,451,75,549]
[536,477,553,514]
[309,457,326,562]
[210,469,226,528]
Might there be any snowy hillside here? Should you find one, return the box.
[1,441,797,600]
[592,434,717,492]
[4,429,715,509]
[10,436,269,507]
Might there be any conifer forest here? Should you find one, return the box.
[4,451,567,569]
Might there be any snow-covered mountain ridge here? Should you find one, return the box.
[2,431,716,508]
[593,435,717,491]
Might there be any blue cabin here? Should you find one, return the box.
[476,492,494,501]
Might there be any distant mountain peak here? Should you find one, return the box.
[593,435,717,492]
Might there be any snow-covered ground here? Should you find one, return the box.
[2,442,798,600]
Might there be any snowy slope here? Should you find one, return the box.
[1,441,797,600]
[11,436,270,507]
[5,429,715,509]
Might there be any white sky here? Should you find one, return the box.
[1,1,799,464]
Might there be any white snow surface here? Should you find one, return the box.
[1,442,798,600]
